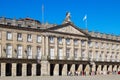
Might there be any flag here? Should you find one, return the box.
[83,15,87,21]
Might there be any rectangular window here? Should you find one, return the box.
[88,41,92,47]
[66,38,70,45]
[6,44,12,58]
[74,49,78,58]
[95,42,99,48]
[66,48,70,58]
[74,39,78,45]
[37,47,41,59]
[58,37,62,44]
[18,24,21,27]
[7,32,12,40]
[17,45,22,58]
[37,35,41,43]
[59,48,63,57]
[81,50,85,58]
[27,34,32,42]
[49,36,54,43]
[17,33,22,41]
[81,40,85,46]
[50,48,54,59]
[27,45,32,59]
[96,51,99,60]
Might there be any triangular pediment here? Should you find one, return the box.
[46,23,89,36]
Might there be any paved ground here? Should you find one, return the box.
[0,75,120,80]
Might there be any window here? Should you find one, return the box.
[96,51,99,60]
[89,51,92,58]
[81,50,85,58]
[95,42,99,48]
[27,45,32,59]
[66,48,70,58]
[74,39,78,45]
[28,25,31,28]
[18,24,21,27]
[112,44,116,50]
[74,49,78,58]
[27,34,32,42]
[37,35,41,43]
[81,40,85,46]
[106,43,109,49]
[7,32,12,40]
[101,42,104,48]
[50,48,54,59]
[66,38,70,44]
[49,36,54,43]
[88,41,92,47]
[17,33,22,41]
[58,48,63,59]
[58,37,62,44]
[37,46,41,59]
[116,44,119,50]
[6,44,12,58]
[7,22,11,25]
[17,45,22,58]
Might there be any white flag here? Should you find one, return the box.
[83,15,87,21]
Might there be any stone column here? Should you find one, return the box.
[78,64,82,75]
[92,64,96,72]
[85,64,90,75]
[22,63,26,76]
[32,63,36,76]
[71,39,74,59]
[41,61,50,76]
[12,63,16,76]
[55,37,58,59]
[54,64,59,76]
[63,38,66,59]
[113,65,117,71]
[108,65,112,72]
[103,65,107,75]
[86,40,89,59]
[97,65,101,75]
[78,40,81,59]
[62,64,67,76]
[1,63,5,77]
[70,64,75,75]
[45,36,49,56]
[42,36,45,56]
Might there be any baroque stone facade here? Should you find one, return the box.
[0,13,120,77]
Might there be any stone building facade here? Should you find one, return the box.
[0,13,120,77]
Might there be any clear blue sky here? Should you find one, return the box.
[0,0,120,35]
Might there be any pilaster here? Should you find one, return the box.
[1,63,5,77]
[12,63,16,76]
[32,63,36,76]
[22,63,26,76]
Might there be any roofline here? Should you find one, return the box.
[0,24,120,43]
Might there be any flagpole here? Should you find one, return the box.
[42,4,44,24]
[85,15,88,30]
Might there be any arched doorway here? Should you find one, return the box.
[17,63,22,76]
[50,64,55,76]
[27,63,32,76]
[36,64,41,76]
[6,63,12,76]
[59,64,63,76]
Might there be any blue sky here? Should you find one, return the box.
[0,0,120,35]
